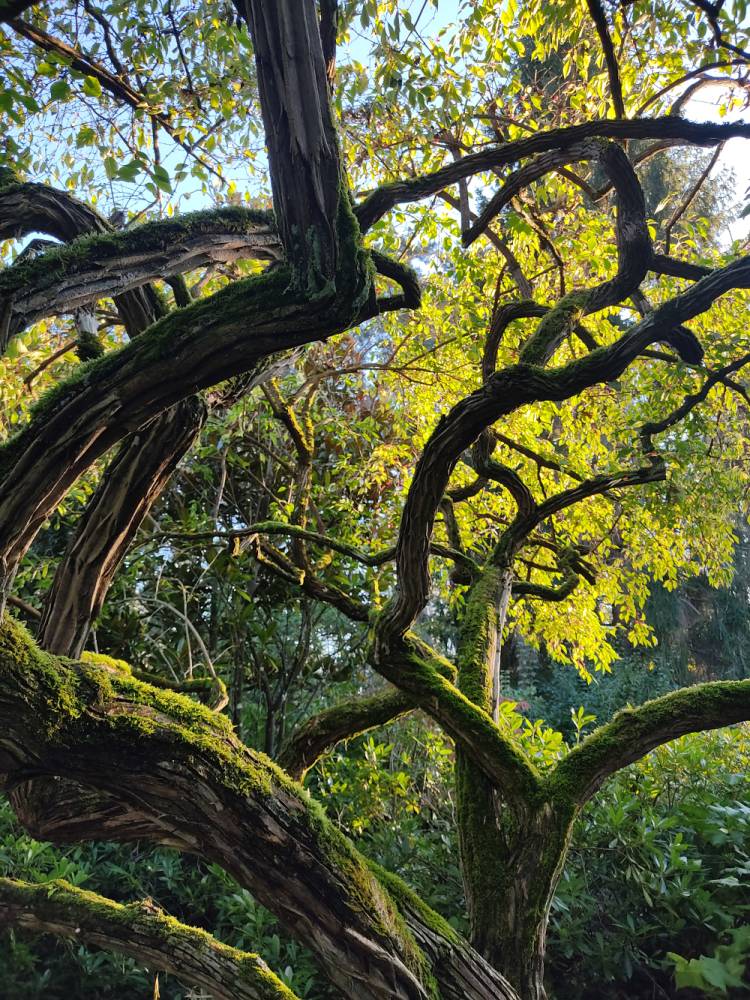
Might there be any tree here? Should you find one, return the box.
[1,2,750,999]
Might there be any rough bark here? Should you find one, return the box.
[0,180,209,658]
[0,180,165,341]
[0,0,374,604]
[237,0,347,286]
[0,261,367,609]
[0,877,300,1000]
[1,207,281,348]
[37,397,206,657]
[0,618,519,1000]
[452,567,572,1000]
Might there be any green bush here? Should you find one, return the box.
[549,726,750,998]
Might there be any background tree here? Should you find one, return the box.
[1,2,750,999]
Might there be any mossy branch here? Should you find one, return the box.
[0,877,299,1000]
[278,685,413,780]
[374,629,542,808]
[0,616,517,1000]
[550,680,750,806]
[0,206,280,349]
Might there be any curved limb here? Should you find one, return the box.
[551,679,750,806]
[0,877,300,1000]
[0,179,164,342]
[38,397,206,657]
[0,617,518,1000]
[378,254,750,642]
[356,118,750,231]
[1,207,280,348]
[278,685,413,780]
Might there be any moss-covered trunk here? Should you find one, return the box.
[457,778,574,1000]
[454,564,575,999]
[0,616,521,1000]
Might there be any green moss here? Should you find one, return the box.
[80,650,132,675]
[303,797,439,996]
[0,263,294,480]
[0,206,277,301]
[0,616,85,736]
[369,862,462,948]
[549,679,750,804]
[456,565,506,710]
[0,877,297,999]
[519,290,588,366]
[1,619,457,995]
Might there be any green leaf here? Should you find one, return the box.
[103,155,118,180]
[82,76,103,98]
[151,164,172,193]
[117,160,142,182]
[49,80,71,102]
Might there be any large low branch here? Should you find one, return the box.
[0,877,299,1000]
[0,617,518,1000]
[0,180,106,241]
[551,680,750,805]
[1,207,280,346]
[0,180,208,659]
[356,118,750,231]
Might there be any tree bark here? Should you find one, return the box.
[1,206,280,347]
[452,564,574,1000]
[37,397,206,657]
[237,0,346,286]
[0,876,300,1000]
[0,618,519,1000]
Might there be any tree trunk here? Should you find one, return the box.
[458,788,574,1000]
[238,0,345,286]
[454,563,575,999]
[38,397,206,657]
[0,619,520,1000]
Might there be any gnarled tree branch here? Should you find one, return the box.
[0,877,300,1000]
[0,617,518,1000]
[552,681,750,805]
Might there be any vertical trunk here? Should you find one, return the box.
[457,792,575,1000]
[455,564,576,999]
[491,567,514,721]
[238,0,345,287]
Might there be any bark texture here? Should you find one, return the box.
[37,397,206,657]
[1,207,280,347]
[0,877,300,1000]
[0,618,520,1000]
